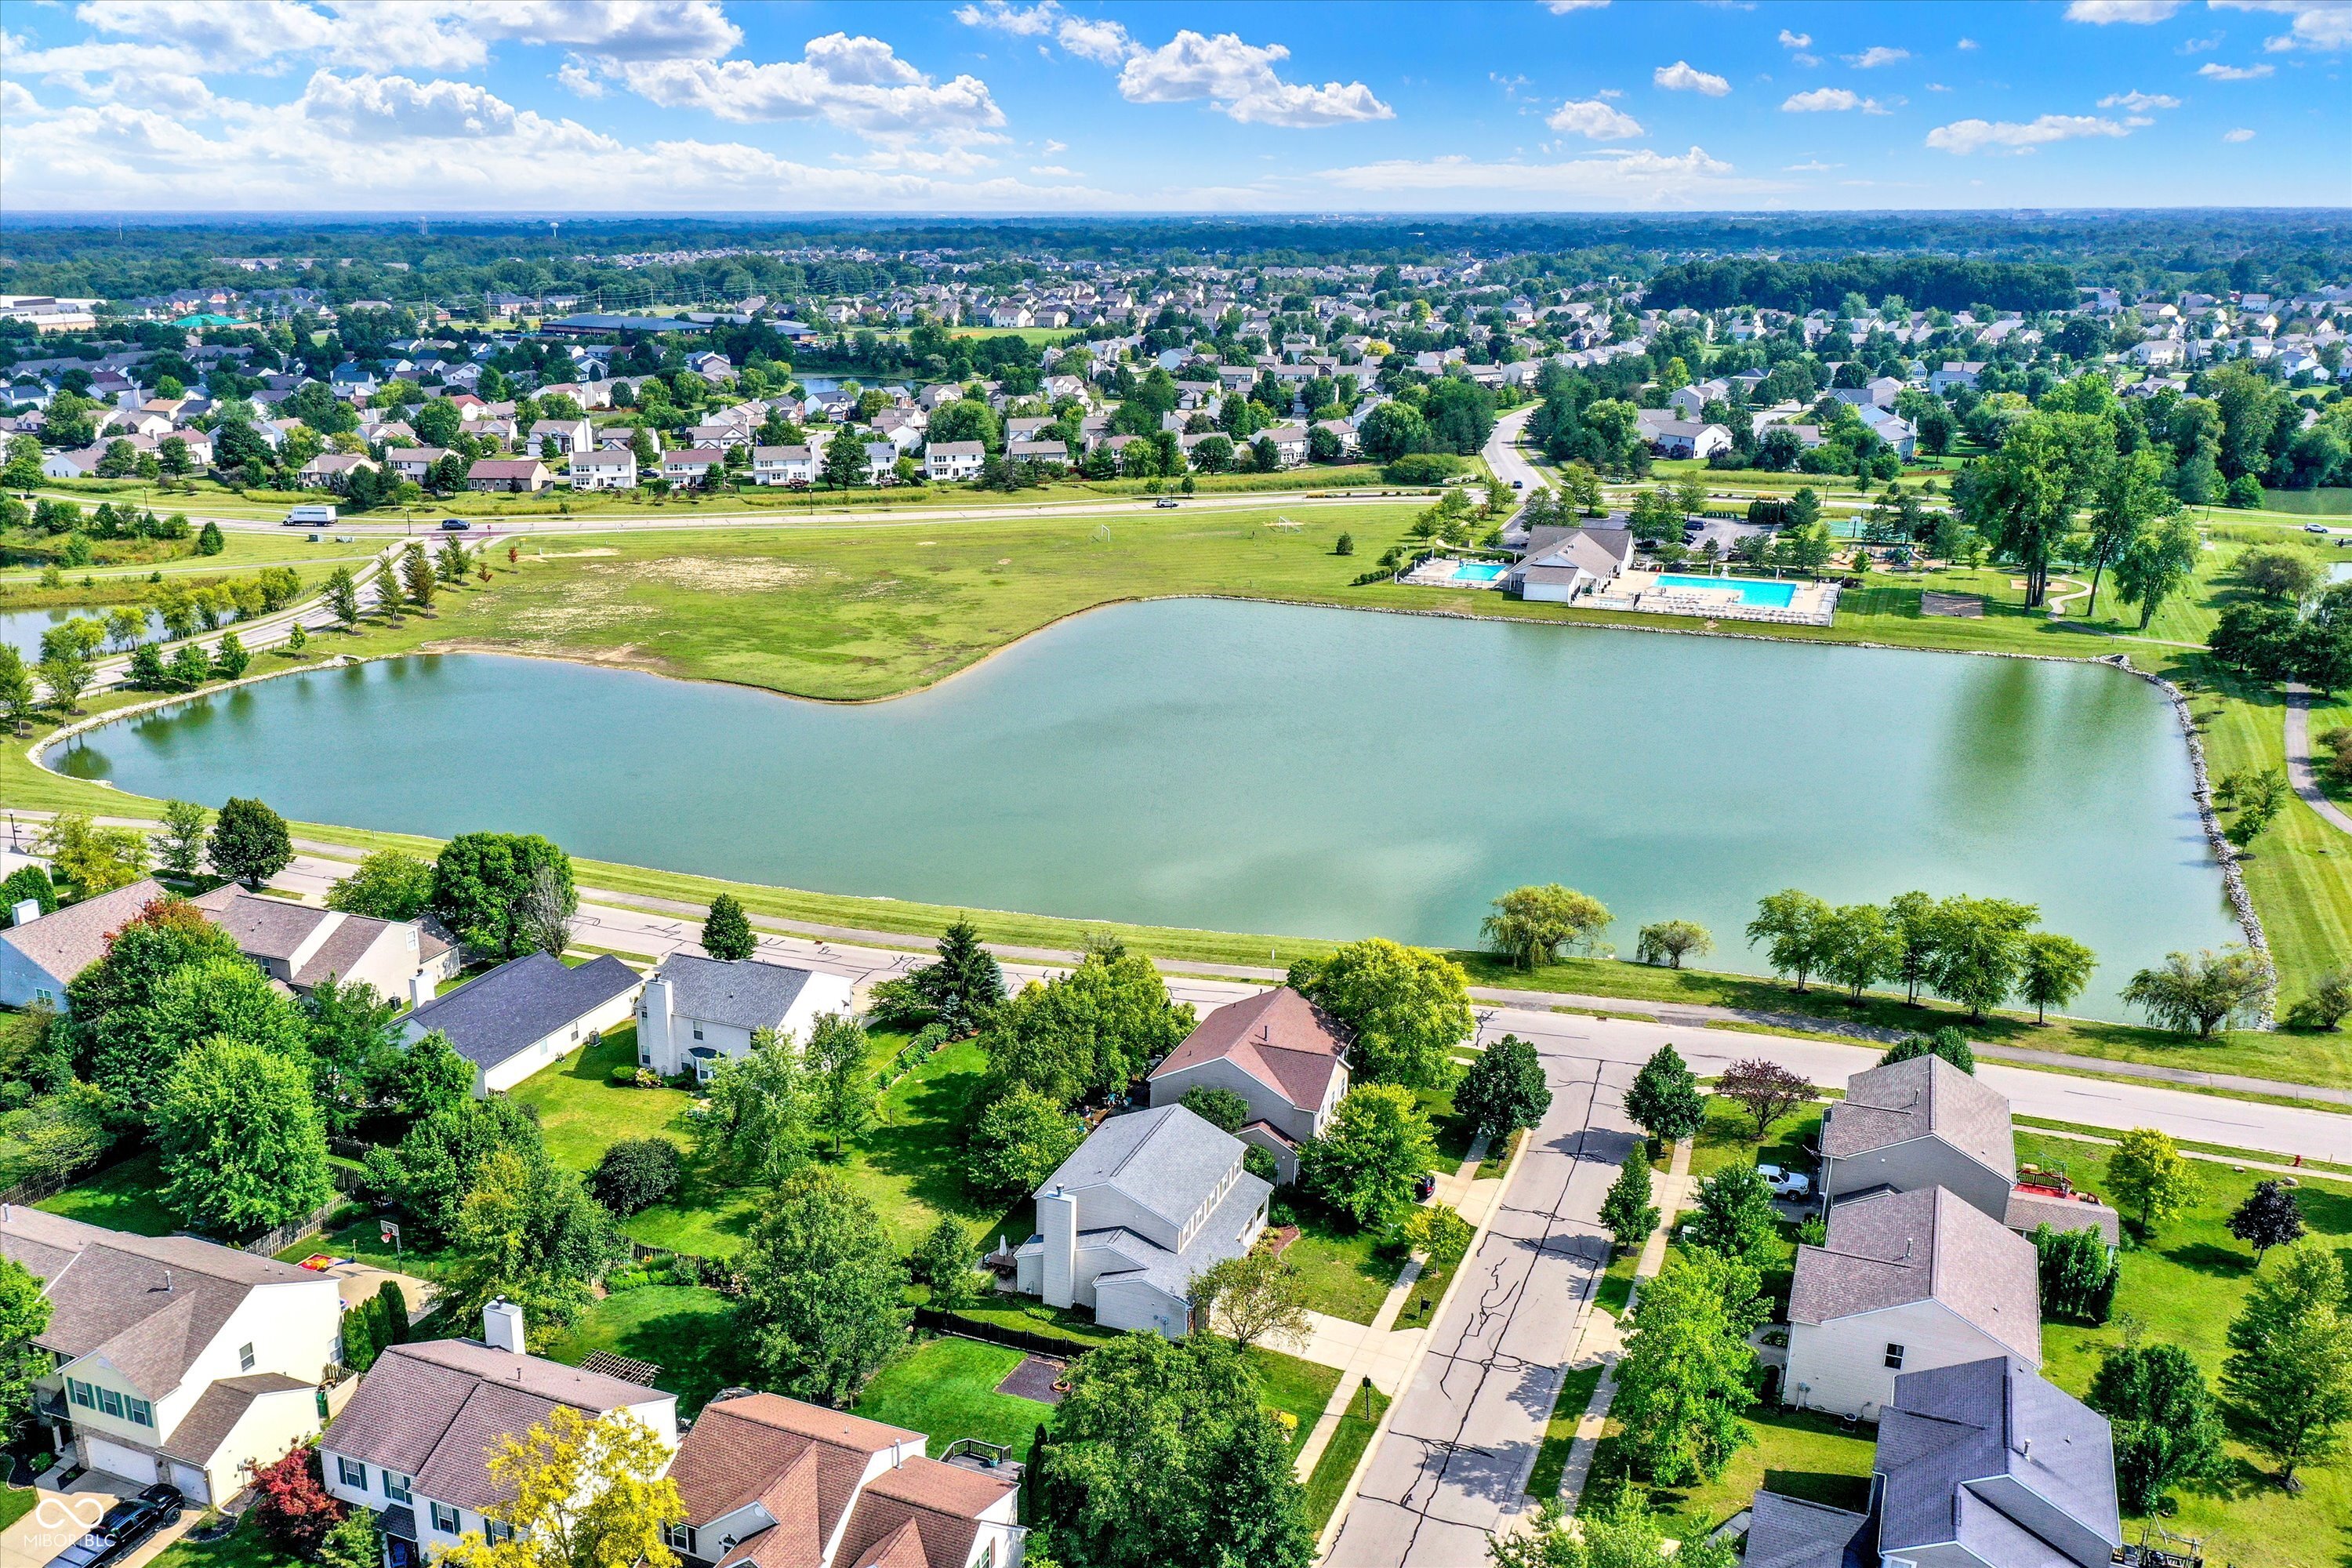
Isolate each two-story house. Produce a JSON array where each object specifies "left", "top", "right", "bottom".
[
  {"left": 192, "top": 887, "right": 455, "bottom": 1003},
  {"left": 752, "top": 445, "right": 814, "bottom": 486},
  {"left": 666, "top": 1394, "right": 1024, "bottom": 1568},
  {"left": 567, "top": 449, "right": 637, "bottom": 491},
  {"left": 526, "top": 417, "right": 594, "bottom": 457},
  {"left": 1817, "top": 1056, "right": 2016, "bottom": 1225},
  {"left": 1011, "top": 1105, "right": 1272, "bottom": 1338},
  {"left": 635, "top": 953, "right": 857, "bottom": 1083},
  {"left": 1784, "top": 1188, "right": 2042, "bottom": 1421},
  {"left": 1143, "top": 986, "right": 1347, "bottom": 1184},
  {"left": 320, "top": 1304, "right": 677, "bottom": 1568},
  {"left": 3, "top": 1207, "right": 344, "bottom": 1504},
  {"left": 925, "top": 441, "right": 985, "bottom": 482}
]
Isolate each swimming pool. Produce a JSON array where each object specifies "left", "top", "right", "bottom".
[
  {"left": 1454, "top": 561, "right": 1506, "bottom": 583},
  {"left": 1653, "top": 573, "right": 1796, "bottom": 608}
]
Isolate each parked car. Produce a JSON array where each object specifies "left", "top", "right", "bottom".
[
  {"left": 1757, "top": 1164, "right": 1812, "bottom": 1199},
  {"left": 1413, "top": 1173, "right": 1438, "bottom": 1203},
  {"left": 49, "top": 1486, "right": 182, "bottom": 1568},
  {"left": 1155, "top": 497, "right": 1180, "bottom": 508},
  {"left": 440, "top": 517, "right": 471, "bottom": 531}
]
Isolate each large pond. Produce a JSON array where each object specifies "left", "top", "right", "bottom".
[{"left": 45, "top": 598, "right": 2241, "bottom": 1016}]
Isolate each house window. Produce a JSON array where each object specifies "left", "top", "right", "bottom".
[
  {"left": 67, "top": 1379, "right": 93, "bottom": 1409},
  {"left": 97, "top": 1387, "right": 123, "bottom": 1418},
  {"left": 665, "top": 1525, "right": 696, "bottom": 1556},
  {"left": 486, "top": 1522, "right": 515, "bottom": 1544},
  {"left": 239, "top": 1342, "right": 256, "bottom": 1372},
  {"left": 430, "top": 1503, "right": 460, "bottom": 1534},
  {"left": 125, "top": 1399, "right": 153, "bottom": 1428},
  {"left": 691, "top": 1024, "right": 702, "bottom": 1040},
  {"left": 338, "top": 1457, "right": 368, "bottom": 1490},
  {"left": 384, "top": 1473, "right": 414, "bottom": 1504},
  {"left": 1883, "top": 1343, "right": 1907, "bottom": 1370}
]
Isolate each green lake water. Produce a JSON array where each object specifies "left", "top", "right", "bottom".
[{"left": 45, "top": 597, "right": 2241, "bottom": 1016}]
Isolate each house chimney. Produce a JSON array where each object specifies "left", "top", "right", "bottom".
[
  {"left": 162, "top": 1270, "right": 172, "bottom": 1292},
  {"left": 408, "top": 971, "right": 435, "bottom": 1011},
  {"left": 9, "top": 898, "right": 40, "bottom": 927},
  {"left": 483, "top": 1298, "right": 524, "bottom": 1353}
]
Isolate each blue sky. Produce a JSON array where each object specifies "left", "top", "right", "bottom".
[{"left": 1, "top": 0, "right": 2344, "bottom": 212}]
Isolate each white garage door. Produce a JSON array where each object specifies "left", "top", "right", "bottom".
[{"left": 81, "top": 1437, "right": 158, "bottom": 1486}]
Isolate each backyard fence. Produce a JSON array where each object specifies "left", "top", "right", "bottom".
[
  {"left": 229, "top": 1194, "right": 350, "bottom": 1258},
  {"left": 911, "top": 1305, "right": 1094, "bottom": 1361},
  {"left": 0, "top": 1151, "right": 132, "bottom": 1210}
]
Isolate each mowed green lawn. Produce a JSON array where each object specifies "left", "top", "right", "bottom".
[
  {"left": 2019, "top": 1131, "right": 2352, "bottom": 1568},
  {"left": 539, "top": 1283, "right": 743, "bottom": 1419},
  {"left": 852, "top": 1335, "right": 1053, "bottom": 1451}
]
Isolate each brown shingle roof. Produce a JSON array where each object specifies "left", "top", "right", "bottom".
[
  {"left": 2003, "top": 1191, "right": 2122, "bottom": 1250},
  {"left": 1821, "top": 1055, "right": 2014, "bottom": 1181},
  {"left": 0, "top": 1207, "right": 319, "bottom": 1400},
  {"left": 0, "top": 880, "right": 168, "bottom": 992},
  {"left": 832, "top": 1458, "right": 1011, "bottom": 1568},
  {"left": 668, "top": 1394, "right": 915, "bottom": 1550},
  {"left": 1147, "top": 987, "right": 1345, "bottom": 1115},
  {"left": 1791, "top": 1189, "right": 2040, "bottom": 1363}
]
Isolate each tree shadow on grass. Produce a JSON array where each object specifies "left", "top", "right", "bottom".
[
  {"left": 1760, "top": 1468, "right": 1872, "bottom": 1515},
  {"left": 2163, "top": 1241, "right": 2256, "bottom": 1276}
]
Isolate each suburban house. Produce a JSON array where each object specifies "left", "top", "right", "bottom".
[
  {"left": 1745, "top": 1356, "right": 2119, "bottom": 1568},
  {"left": 1784, "top": 1187, "right": 2042, "bottom": 1420},
  {"left": 398, "top": 951, "right": 642, "bottom": 1094},
  {"left": 662, "top": 447, "right": 725, "bottom": 483},
  {"left": 4, "top": 1207, "right": 344, "bottom": 1505},
  {"left": 1005, "top": 439, "right": 1068, "bottom": 468},
  {"left": 863, "top": 440, "right": 902, "bottom": 482},
  {"left": 1817, "top": 1056, "right": 2016, "bottom": 1225},
  {"left": 752, "top": 445, "right": 814, "bottom": 486},
  {"left": 299, "top": 452, "right": 380, "bottom": 490},
  {"left": 926, "top": 441, "right": 985, "bottom": 481},
  {"left": 1011, "top": 1104, "right": 1272, "bottom": 1338},
  {"left": 321, "top": 1305, "right": 677, "bottom": 1568},
  {"left": 1144, "top": 986, "right": 1348, "bottom": 1184},
  {"left": 383, "top": 447, "right": 451, "bottom": 484},
  {"left": 666, "top": 1393, "right": 1024, "bottom": 1568},
  {"left": 1644, "top": 417, "right": 1733, "bottom": 459},
  {"left": 0, "top": 877, "right": 168, "bottom": 1010},
  {"left": 526, "top": 416, "right": 594, "bottom": 456},
  {"left": 465, "top": 458, "right": 552, "bottom": 493},
  {"left": 190, "top": 887, "right": 456, "bottom": 1002},
  {"left": 1505, "top": 524, "right": 1637, "bottom": 603},
  {"left": 635, "top": 952, "right": 857, "bottom": 1083},
  {"left": 566, "top": 449, "right": 637, "bottom": 490}
]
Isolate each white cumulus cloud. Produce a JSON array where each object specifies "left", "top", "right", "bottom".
[
  {"left": 1653, "top": 60, "right": 1730, "bottom": 94},
  {"left": 1781, "top": 87, "right": 1886, "bottom": 112},
  {"left": 2097, "top": 89, "right": 2183, "bottom": 109},
  {"left": 1057, "top": 16, "right": 1138, "bottom": 65},
  {"left": 619, "top": 33, "right": 1004, "bottom": 136},
  {"left": 952, "top": 1, "right": 1064, "bottom": 36},
  {"left": 1547, "top": 96, "right": 1644, "bottom": 137},
  {"left": 1778, "top": 29, "right": 1812, "bottom": 47},
  {"left": 1114, "top": 30, "right": 1392, "bottom": 125},
  {"left": 1926, "top": 113, "right": 2130, "bottom": 153},
  {"left": 2063, "top": 0, "right": 2187, "bottom": 20},
  {"left": 1542, "top": 1, "right": 1613, "bottom": 11},
  {"left": 2223, "top": 125, "right": 2257, "bottom": 139},
  {"left": 1845, "top": 46, "right": 1911, "bottom": 67},
  {"left": 2211, "top": 0, "right": 2352, "bottom": 50},
  {"left": 2197, "top": 60, "right": 2277, "bottom": 77}
]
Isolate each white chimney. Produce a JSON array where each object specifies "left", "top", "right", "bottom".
[
  {"left": 1039, "top": 1188, "right": 1078, "bottom": 1310},
  {"left": 9, "top": 898, "right": 40, "bottom": 927},
  {"left": 408, "top": 971, "right": 435, "bottom": 1010},
  {"left": 483, "top": 1298, "right": 524, "bottom": 1353}
]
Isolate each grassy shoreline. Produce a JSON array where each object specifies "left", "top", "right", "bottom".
[{"left": 5, "top": 509, "right": 2347, "bottom": 1089}]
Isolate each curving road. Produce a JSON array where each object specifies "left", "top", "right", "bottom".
[
  {"left": 1481, "top": 405, "right": 1544, "bottom": 497},
  {"left": 2284, "top": 681, "right": 2352, "bottom": 837}
]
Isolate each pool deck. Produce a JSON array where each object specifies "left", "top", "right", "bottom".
[
  {"left": 1595, "top": 569, "right": 1840, "bottom": 627},
  {"left": 1399, "top": 555, "right": 1508, "bottom": 590}
]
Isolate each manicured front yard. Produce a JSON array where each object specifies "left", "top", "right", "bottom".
[
  {"left": 150, "top": 1511, "right": 296, "bottom": 1568},
  {"left": 1243, "top": 1345, "right": 1345, "bottom": 1457},
  {"left": 1305, "top": 1379, "right": 1392, "bottom": 1532},
  {"left": 852, "top": 1335, "right": 1054, "bottom": 1452},
  {"left": 1281, "top": 1210, "right": 1403, "bottom": 1326},
  {"left": 539, "top": 1283, "right": 743, "bottom": 1419},
  {"left": 1587, "top": 1406, "right": 1875, "bottom": 1541},
  {"left": 2019, "top": 1131, "right": 2352, "bottom": 1568}
]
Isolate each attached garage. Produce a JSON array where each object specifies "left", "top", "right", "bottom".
[{"left": 80, "top": 1436, "right": 158, "bottom": 1486}]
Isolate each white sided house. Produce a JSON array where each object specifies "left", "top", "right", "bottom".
[
  {"left": 192, "top": 887, "right": 456, "bottom": 1001},
  {"left": 1143, "top": 986, "right": 1347, "bottom": 1185},
  {"left": 636, "top": 953, "right": 856, "bottom": 1083},
  {"left": 399, "top": 951, "right": 642, "bottom": 1094},
  {"left": 1014, "top": 1105, "right": 1271, "bottom": 1338},
  {"left": 3, "top": 1207, "right": 344, "bottom": 1504},
  {"left": 1784, "top": 1187, "right": 2042, "bottom": 1421},
  {"left": 1816, "top": 1054, "right": 2016, "bottom": 1225},
  {"left": 320, "top": 1305, "right": 677, "bottom": 1568}
]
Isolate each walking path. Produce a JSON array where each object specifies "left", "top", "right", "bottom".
[
  {"left": 2284, "top": 681, "right": 2352, "bottom": 836},
  {"left": 1552, "top": 1136, "right": 1693, "bottom": 1513}
]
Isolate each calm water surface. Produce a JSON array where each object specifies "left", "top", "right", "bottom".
[{"left": 47, "top": 599, "right": 2239, "bottom": 1014}]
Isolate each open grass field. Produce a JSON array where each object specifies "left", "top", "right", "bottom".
[
  {"left": 2016, "top": 1130, "right": 2352, "bottom": 1568},
  {"left": 5, "top": 502, "right": 2348, "bottom": 1087}
]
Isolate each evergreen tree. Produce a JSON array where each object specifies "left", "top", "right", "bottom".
[
  {"left": 1599, "top": 1150, "right": 1660, "bottom": 1254},
  {"left": 911, "top": 920, "right": 1006, "bottom": 1033},
  {"left": 700, "top": 893, "right": 756, "bottom": 961},
  {"left": 1624, "top": 1044, "right": 1705, "bottom": 1152}
]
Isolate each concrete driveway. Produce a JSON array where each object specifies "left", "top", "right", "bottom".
[{"left": 0, "top": 1474, "right": 199, "bottom": 1568}]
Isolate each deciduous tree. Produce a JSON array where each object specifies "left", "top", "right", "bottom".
[
  {"left": 437, "top": 1406, "right": 684, "bottom": 1568},
  {"left": 967, "top": 1084, "right": 1084, "bottom": 1201},
  {"left": 157, "top": 1036, "right": 335, "bottom": 1234},
  {"left": 1634, "top": 920, "right": 1712, "bottom": 969},
  {"left": 1287, "top": 938, "right": 1472, "bottom": 1089},
  {"left": 0, "top": 1256, "right": 53, "bottom": 1436},
  {"left": 2088, "top": 1344, "right": 2225, "bottom": 1513},
  {"left": 1301, "top": 1084, "right": 1439, "bottom": 1232},
  {"left": 1479, "top": 884, "right": 1612, "bottom": 968},
  {"left": 1624, "top": 1044, "right": 1704, "bottom": 1151},
  {"left": 1719, "top": 1058, "right": 1811, "bottom": 1141},
  {"left": 2222, "top": 1243, "right": 2352, "bottom": 1488},
  {"left": 434, "top": 832, "right": 575, "bottom": 959},
  {"left": 735, "top": 1169, "right": 909, "bottom": 1405},
  {"left": 699, "top": 1027, "right": 811, "bottom": 1187},
  {"left": 2107, "top": 1127, "right": 2198, "bottom": 1238},
  {"left": 1599, "top": 1151, "right": 1660, "bottom": 1255},
  {"left": 156, "top": 800, "right": 209, "bottom": 880},
  {"left": 1745, "top": 889, "right": 1832, "bottom": 992},
  {"left": 2122, "top": 946, "right": 2276, "bottom": 1038},
  {"left": 806, "top": 1012, "right": 876, "bottom": 1156},
  {"left": 699, "top": 893, "right": 755, "bottom": 961},
  {"left": 326, "top": 850, "right": 436, "bottom": 920},
  {"left": 1453, "top": 1033, "right": 1551, "bottom": 1142},
  {"left": 2016, "top": 932, "right": 2096, "bottom": 1024},
  {"left": 1610, "top": 1247, "right": 1762, "bottom": 1486},
  {"left": 1191, "top": 1247, "right": 1312, "bottom": 1350},
  {"left": 2227, "top": 1180, "right": 2307, "bottom": 1264},
  {"left": 207, "top": 796, "right": 293, "bottom": 888}
]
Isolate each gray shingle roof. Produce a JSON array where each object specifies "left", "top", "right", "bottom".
[
  {"left": 405, "top": 952, "right": 641, "bottom": 1071},
  {"left": 1878, "top": 1356, "right": 2121, "bottom": 1567},
  {"left": 2002, "top": 1191, "right": 2121, "bottom": 1250},
  {"left": 0, "top": 879, "right": 167, "bottom": 991},
  {"left": 1744, "top": 1492, "right": 1873, "bottom": 1568},
  {"left": 1040, "top": 1104, "right": 1242, "bottom": 1229},
  {"left": 1822, "top": 1054, "right": 2015, "bottom": 1183},
  {"left": 652, "top": 953, "right": 817, "bottom": 1033},
  {"left": 1791, "top": 1188, "right": 2040, "bottom": 1361}
]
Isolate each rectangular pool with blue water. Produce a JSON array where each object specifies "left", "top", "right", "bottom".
[{"left": 1653, "top": 573, "right": 1796, "bottom": 608}]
